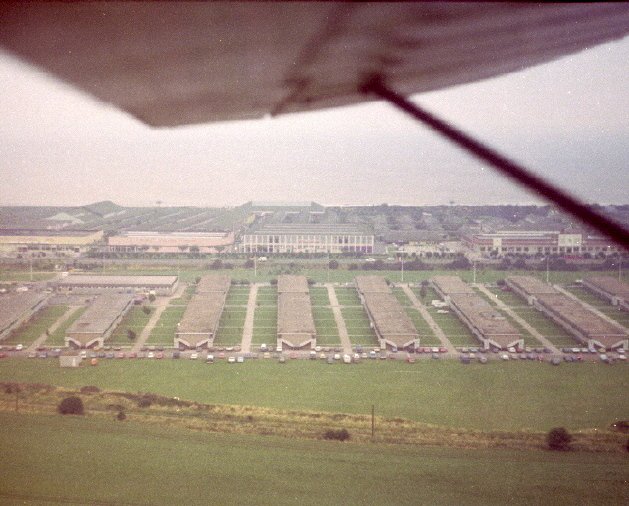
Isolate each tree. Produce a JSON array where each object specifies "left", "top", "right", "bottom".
[
  {"left": 419, "top": 286, "right": 427, "bottom": 299},
  {"left": 328, "top": 259, "right": 339, "bottom": 270},
  {"left": 142, "top": 306, "right": 151, "bottom": 315},
  {"left": 148, "top": 293, "right": 156, "bottom": 303},
  {"left": 58, "top": 396, "right": 84, "bottom": 415},
  {"left": 547, "top": 427, "right": 573, "bottom": 451},
  {"left": 127, "top": 329, "right": 137, "bottom": 341}
]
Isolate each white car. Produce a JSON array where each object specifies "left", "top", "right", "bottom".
[
  {"left": 16, "top": 344, "right": 24, "bottom": 351},
  {"left": 228, "top": 356, "right": 236, "bottom": 363},
  {"left": 500, "top": 353, "right": 510, "bottom": 361},
  {"left": 259, "top": 343, "right": 268, "bottom": 352},
  {"left": 333, "top": 353, "right": 341, "bottom": 361},
  {"left": 314, "top": 345, "right": 321, "bottom": 352},
  {"left": 343, "top": 354, "right": 352, "bottom": 364},
  {"left": 147, "top": 351, "right": 155, "bottom": 359},
  {"left": 190, "top": 352, "right": 198, "bottom": 360},
  {"left": 236, "top": 356, "right": 244, "bottom": 363}
]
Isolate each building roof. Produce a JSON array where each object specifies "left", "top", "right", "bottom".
[
  {"left": 534, "top": 293, "right": 626, "bottom": 346},
  {"left": 431, "top": 276, "right": 475, "bottom": 295},
  {"left": 0, "top": 292, "right": 47, "bottom": 335},
  {"left": 506, "top": 276, "right": 557, "bottom": 295},
  {"left": 108, "top": 231, "right": 233, "bottom": 247},
  {"left": 583, "top": 276, "right": 629, "bottom": 299},
  {"left": 277, "top": 292, "right": 316, "bottom": 340},
  {"left": 277, "top": 275, "right": 309, "bottom": 293},
  {"left": 177, "top": 275, "right": 230, "bottom": 345},
  {"left": 66, "top": 295, "right": 133, "bottom": 342},
  {"left": 56, "top": 274, "right": 178, "bottom": 288},
  {"left": 355, "top": 275, "right": 391, "bottom": 294},
  {"left": 449, "top": 293, "right": 522, "bottom": 348},
  {"left": 196, "top": 275, "right": 231, "bottom": 294},
  {"left": 246, "top": 223, "right": 372, "bottom": 236},
  {"left": 362, "top": 292, "right": 418, "bottom": 347}
]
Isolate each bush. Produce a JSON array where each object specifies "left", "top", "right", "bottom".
[
  {"left": 148, "top": 293, "right": 156, "bottom": 303},
  {"left": 137, "top": 397, "right": 152, "bottom": 408},
  {"left": 127, "top": 329, "right": 136, "bottom": 341},
  {"left": 116, "top": 410, "right": 126, "bottom": 421},
  {"left": 547, "top": 427, "right": 572, "bottom": 451},
  {"left": 58, "top": 396, "right": 84, "bottom": 415},
  {"left": 142, "top": 306, "right": 151, "bottom": 315},
  {"left": 323, "top": 428, "right": 350, "bottom": 441}
]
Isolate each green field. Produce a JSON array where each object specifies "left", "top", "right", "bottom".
[
  {"left": 2, "top": 305, "right": 69, "bottom": 346},
  {"left": 109, "top": 305, "right": 155, "bottom": 345},
  {"left": 147, "top": 306, "right": 186, "bottom": 345},
  {"left": 252, "top": 287, "right": 277, "bottom": 345},
  {"left": 46, "top": 306, "right": 87, "bottom": 346},
  {"left": 1, "top": 359, "right": 626, "bottom": 432},
  {"left": 1, "top": 412, "right": 626, "bottom": 506}
]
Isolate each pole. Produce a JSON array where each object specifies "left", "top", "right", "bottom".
[
  {"left": 360, "top": 75, "right": 629, "bottom": 248},
  {"left": 546, "top": 256, "right": 550, "bottom": 284},
  {"left": 473, "top": 261, "right": 476, "bottom": 284},
  {"left": 254, "top": 256, "right": 257, "bottom": 279},
  {"left": 371, "top": 404, "right": 375, "bottom": 439},
  {"left": 401, "top": 255, "right": 404, "bottom": 283},
  {"left": 29, "top": 257, "right": 33, "bottom": 282},
  {"left": 327, "top": 252, "right": 330, "bottom": 283}
]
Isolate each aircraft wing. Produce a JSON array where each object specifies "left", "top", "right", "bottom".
[{"left": 1, "top": 2, "right": 628, "bottom": 127}]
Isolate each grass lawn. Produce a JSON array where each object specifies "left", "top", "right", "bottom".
[
  {"left": 108, "top": 306, "right": 155, "bottom": 345},
  {"left": 2, "top": 305, "right": 69, "bottom": 346},
  {"left": 404, "top": 308, "right": 440, "bottom": 345},
  {"left": 46, "top": 306, "right": 87, "bottom": 346},
  {"left": 0, "top": 360, "right": 627, "bottom": 433},
  {"left": 341, "top": 307, "right": 378, "bottom": 346},
  {"left": 309, "top": 286, "right": 330, "bottom": 305},
  {"left": 214, "top": 305, "right": 247, "bottom": 346},
  {"left": 146, "top": 306, "right": 186, "bottom": 345},
  {"left": 1, "top": 412, "right": 627, "bottom": 506},
  {"left": 312, "top": 306, "right": 340, "bottom": 346}
]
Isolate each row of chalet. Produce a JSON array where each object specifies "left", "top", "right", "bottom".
[
  {"left": 506, "top": 276, "right": 627, "bottom": 350},
  {"left": 431, "top": 275, "right": 523, "bottom": 350}
]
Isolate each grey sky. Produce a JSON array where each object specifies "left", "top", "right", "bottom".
[{"left": 0, "top": 37, "right": 627, "bottom": 208}]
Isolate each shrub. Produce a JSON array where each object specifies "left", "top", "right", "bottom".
[
  {"left": 323, "top": 428, "right": 350, "bottom": 441},
  {"left": 547, "top": 427, "right": 572, "bottom": 451},
  {"left": 137, "top": 397, "right": 152, "bottom": 408},
  {"left": 116, "top": 410, "right": 126, "bottom": 421},
  {"left": 148, "top": 293, "right": 156, "bottom": 303},
  {"left": 127, "top": 329, "right": 137, "bottom": 341},
  {"left": 142, "top": 306, "right": 151, "bottom": 315},
  {"left": 58, "top": 396, "right": 84, "bottom": 415}
]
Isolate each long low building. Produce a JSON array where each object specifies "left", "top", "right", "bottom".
[
  {"left": 506, "top": 275, "right": 627, "bottom": 350},
  {"left": 432, "top": 275, "right": 523, "bottom": 350},
  {"left": 53, "top": 274, "right": 179, "bottom": 296},
  {"left": 174, "top": 275, "right": 230, "bottom": 349},
  {"left": 0, "top": 228, "right": 103, "bottom": 256},
  {"left": 0, "top": 292, "right": 47, "bottom": 341},
  {"left": 583, "top": 276, "right": 629, "bottom": 311},
  {"left": 355, "top": 275, "right": 419, "bottom": 350},
  {"left": 108, "top": 231, "right": 234, "bottom": 254},
  {"left": 66, "top": 294, "right": 133, "bottom": 348},
  {"left": 277, "top": 275, "right": 316, "bottom": 349}
]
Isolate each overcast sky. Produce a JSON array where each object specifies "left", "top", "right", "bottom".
[{"left": 0, "top": 36, "right": 627, "bottom": 208}]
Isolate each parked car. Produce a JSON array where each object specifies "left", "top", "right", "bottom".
[{"left": 228, "top": 356, "right": 236, "bottom": 363}]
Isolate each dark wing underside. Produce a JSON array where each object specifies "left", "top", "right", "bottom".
[{"left": 1, "top": 2, "right": 628, "bottom": 127}]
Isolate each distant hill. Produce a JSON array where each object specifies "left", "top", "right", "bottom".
[{"left": 81, "top": 201, "right": 123, "bottom": 218}]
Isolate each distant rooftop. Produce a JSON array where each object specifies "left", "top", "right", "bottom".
[{"left": 248, "top": 223, "right": 372, "bottom": 235}]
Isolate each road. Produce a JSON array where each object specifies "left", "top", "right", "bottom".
[
  {"left": 131, "top": 283, "right": 187, "bottom": 352},
  {"left": 474, "top": 284, "right": 560, "bottom": 354},
  {"left": 400, "top": 284, "right": 456, "bottom": 353},
  {"left": 326, "top": 284, "right": 353, "bottom": 354},
  {"left": 240, "top": 283, "right": 259, "bottom": 353}
]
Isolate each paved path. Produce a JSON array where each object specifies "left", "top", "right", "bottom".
[
  {"left": 132, "top": 283, "right": 187, "bottom": 352},
  {"left": 326, "top": 284, "right": 352, "bottom": 354},
  {"left": 475, "top": 284, "right": 560, "bottom": 353},
  {"left": 241, "top": 283, "right": 259, "bottom": 353},
  {"left": 401, "top": 284, "right": 456, "bottom": 353},
  {"left": 553, "top": 284, "right": 627, "bottom": 331},
  {"left": 27, "top": 304, "right": 81, "bottom": 352}
]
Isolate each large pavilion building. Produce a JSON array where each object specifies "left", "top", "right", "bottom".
[{"left": 239, "top": 224, "right": 374, "bottom": 254}]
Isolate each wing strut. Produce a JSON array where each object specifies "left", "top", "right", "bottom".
[{"left": 360, "top": 75, "right": 628, "bottom": 249}]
